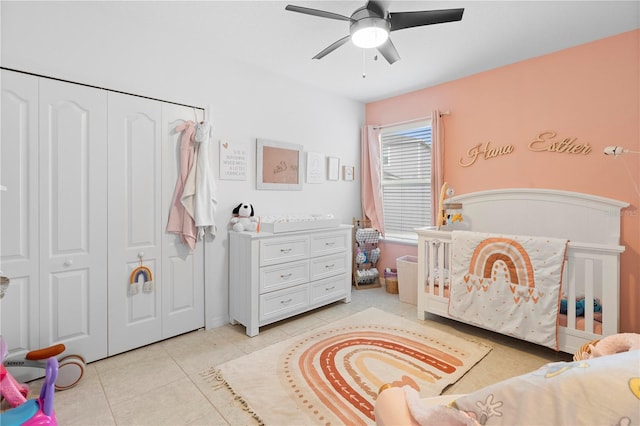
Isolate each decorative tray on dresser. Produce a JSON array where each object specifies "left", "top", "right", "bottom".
[{"left": 229, "top": 224, "right": 352, "bottom": 336}]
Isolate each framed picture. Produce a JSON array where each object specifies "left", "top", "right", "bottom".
[
  {"left": 343, "top": 165, "right": 354, "bottom": 181},
  {"left": 256, "top": 138, "right": 303, "bottom": 190},
  {"left": 306, "top": 152, "right": 325, "bottom": 184},
  {"left": 327, "top": 156, "right": 340, "bottom": 181}
]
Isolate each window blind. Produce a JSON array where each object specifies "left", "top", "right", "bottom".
[{"left": 380, "top": 122, "right": 432, "bottom": 236}]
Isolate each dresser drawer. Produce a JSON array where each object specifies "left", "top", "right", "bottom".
[
  {"left": 310, "top": 232, "right": 348, "bottom": 257},
  {"left": 260, "top": 285, "right": 309, "bottom": 322},
  {"left": 260, "top": 260, "right": 309, "bottom": 293},
  {"left": 310, "top": 253, "right": 347, "bottom": 281},
  {"left": 260, "top": 236, "right": 309, "bottom": 266},
  {"left": 310, "top": 276, "right": 347, "bottom": 305}
]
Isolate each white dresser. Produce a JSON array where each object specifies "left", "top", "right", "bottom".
[{"left": 229, "top": 225, "right": 352, "bottom": 336}]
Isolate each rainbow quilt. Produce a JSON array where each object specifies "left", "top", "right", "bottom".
[{"left": 448, "top": 231, "right": 568, "bottom": 349}]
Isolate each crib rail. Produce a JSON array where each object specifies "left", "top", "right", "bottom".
[{"left": 416, "top": 228, "right": 624, "bottom": 353}]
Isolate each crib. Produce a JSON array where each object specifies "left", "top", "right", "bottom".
[{"left": 416, "top": 188, "right": 628, "bottom": 354}]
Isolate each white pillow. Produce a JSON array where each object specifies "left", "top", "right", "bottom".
[{"left": 451, "top": 350, "right": 640, "bottom": 425}]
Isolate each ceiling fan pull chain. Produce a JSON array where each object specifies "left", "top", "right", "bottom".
[{"left": 362, "top": 49, "right": 367, "bottom": 78}]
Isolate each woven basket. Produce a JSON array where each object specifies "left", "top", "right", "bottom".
[
  {"left": 385, "top": 277, "right": 398, "bottom": 294},
  {"left": 573, "top": 339, "right": 600, "bottom": 361}
]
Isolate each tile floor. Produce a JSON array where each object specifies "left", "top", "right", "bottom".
[{"left": 3, "top": 285, "right": 572, "bottom": 425}]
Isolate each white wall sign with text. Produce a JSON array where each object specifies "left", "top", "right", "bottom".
[{"left": 220, "top": 141, "right": 248, "bottom": 180}]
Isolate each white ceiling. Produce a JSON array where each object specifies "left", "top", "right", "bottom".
[
  {"left": 191, "top": 0, "right": 639, "bottom": 103},
  {"left": 5, "top": 1, "right": 638, "bottom": 104}
]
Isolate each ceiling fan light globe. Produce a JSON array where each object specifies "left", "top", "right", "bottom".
[{"left": 350, "top": 17, "right": 389, "bottom": 48}]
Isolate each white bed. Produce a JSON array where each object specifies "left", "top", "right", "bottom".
[{"left": 416, "top": 188, "right": 628, "bottom": 354}]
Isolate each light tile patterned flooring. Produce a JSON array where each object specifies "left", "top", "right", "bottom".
[{"left": 4, "top": 285, "right": 572, "bottom": 425}]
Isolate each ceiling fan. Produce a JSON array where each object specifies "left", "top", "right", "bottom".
[{"left": 285, "top": 1, "right": 464, "bottom": 64}]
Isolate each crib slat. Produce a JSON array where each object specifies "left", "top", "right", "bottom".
[
  {"left": 583, "top": 258, "right": 595, "bottom": 334},
  {"left": 436, "top": 240, "right": 445, "bottom": 298},
  {"left": 428, "top": 241, "right": 436, "bottom": 292},
  {"left": 566, "top": 253, "right": 577, "bottom": 331}
]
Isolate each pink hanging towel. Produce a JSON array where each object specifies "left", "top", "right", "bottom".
[{"left": 167, "top": 120, "right": 197, "bottom": 250}]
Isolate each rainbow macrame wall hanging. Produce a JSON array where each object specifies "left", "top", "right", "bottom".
[{"left": 129, "top": 264, "right": 153, "bottom": 296}]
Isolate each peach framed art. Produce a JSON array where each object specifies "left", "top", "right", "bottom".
[{"left": 256, "top": 138, "right": 303, "bottom": 190}]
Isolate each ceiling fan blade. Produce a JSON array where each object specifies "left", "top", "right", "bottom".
[
  {"left": 377, "top": 38, "right": 400, "bottom": 64},
  {"left": 313, "top": 35, "right": 351, "bottom": 60},
  {"left": 285, "top": 5, "right": 352, "bottom": 22},
  {"left": 364, "top": 1, "right": 389, "bottom": 18},
  {"left": 390, "top": 8, "right": 464, "bottom": 31}
]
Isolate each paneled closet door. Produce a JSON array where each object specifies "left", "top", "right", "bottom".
[
  {"left": 38, "top": 78, "right": 108, "bottom": 362},
  {"left": 107, "top": 93, "right": 163, "bottom": 356},
  {"left": 0, "top": 70, "right": 40, "bottom": 359},
  {"left": 161, "top": 104, "right": 204, "bottom": 338}
]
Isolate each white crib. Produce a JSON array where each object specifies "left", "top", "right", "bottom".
[{"left": 416, "top": 188, "right": 628, "bottom": 355}]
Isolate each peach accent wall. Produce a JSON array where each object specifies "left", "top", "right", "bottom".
[{"left": 367, "top": 30, "right": 640, "bottom": 333}]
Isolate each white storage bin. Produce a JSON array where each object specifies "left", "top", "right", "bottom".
[{"left": 396, "top": 255, "right": 418, "bottom": 305}]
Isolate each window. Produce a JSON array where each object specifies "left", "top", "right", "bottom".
[{"left": 380, "top": 120, "right": 432, "bottom": 239}]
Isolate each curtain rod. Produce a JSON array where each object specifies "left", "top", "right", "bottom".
[
  {"left": 1, "top": 66, "right": 205, "bottom": 112},
  {"left": 373, "top": 111, "right": 450, "bottom": 130}
]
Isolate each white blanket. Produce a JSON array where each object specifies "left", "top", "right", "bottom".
[{"left": 448, "top": 231, "right": 568, "bottom": 349}]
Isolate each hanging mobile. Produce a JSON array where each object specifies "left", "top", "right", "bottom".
[{"left": 129, "top": 253, "right": 153, "bottom": 296}]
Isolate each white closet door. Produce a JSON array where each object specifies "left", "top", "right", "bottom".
[
  {"left": 0, "top": 70, "right": 40, "bottom": 357},
  {"left": 107, "top": 92, "right": 163, "bottom": 356},
  {"left": 38, "top": 79, "right": 108, "bottom": 362},
  {"left": 161, "top": 104, "right": 204, "bottom": 338}
]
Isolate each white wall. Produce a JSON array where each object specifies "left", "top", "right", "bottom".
[{"left": 1, "top": 1, "right": 364, "bottom": 329}]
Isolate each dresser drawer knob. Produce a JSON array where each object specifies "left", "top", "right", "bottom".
[
  {"left": 325, "top": 264, "right": 335, "bottom": 269},
  {"left": 280, "top": 273, "right": 292, "bottom": 279},
  {"left": 325, "top": 286, "right": 335, "bottom": 291},
  {"left": 280, "top": 248, "right": 292, "bottom": 254},
  {"left": 280, "top": 298, "right": 293, "bottom": 304},
  {"left": 325, "top": 241, "right": 335, "bottom": 246}
]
